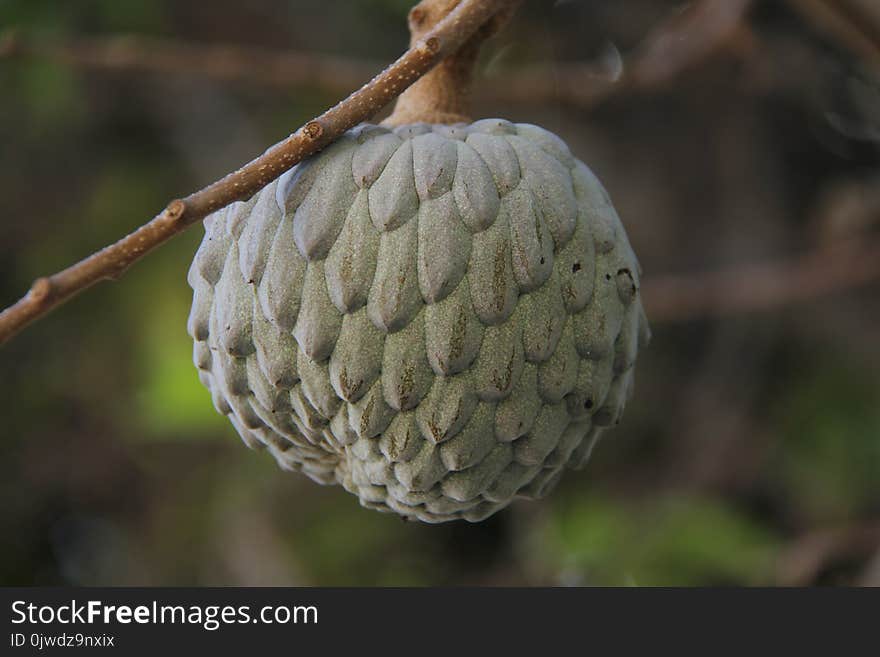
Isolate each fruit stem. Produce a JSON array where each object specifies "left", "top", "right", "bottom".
[{"left": 385, "top": 0, "right": 516, "bottom": 126}]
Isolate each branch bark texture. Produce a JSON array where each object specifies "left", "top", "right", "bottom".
[{"left": 0, "top": 0, "right": 514, "bottom": 346}]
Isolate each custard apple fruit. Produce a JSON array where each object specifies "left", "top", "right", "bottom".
[{"left": 187, "top": 119, "right": 649, "bottom": 523}]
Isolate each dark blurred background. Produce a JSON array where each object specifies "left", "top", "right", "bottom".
[{"left": 1, "top": 0, "right": 878, "bottom": 586}]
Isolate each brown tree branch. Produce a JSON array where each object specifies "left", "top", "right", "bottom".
[
  {"left": 0, "top": 0, "right": 753, "bottom": 110},
  {"left": 0, "top": 30, "right": 382, "bottom": 93},
  {"left": 499, "top": 0, "right": 755, "bottom": 108},
  {"left": 784, "top": 0, "right": 880, "bottom": 66},
  {"left": 4, "top": 1, "right": 875, "bottom": 341},
  {"left": 385, "top": 0, "right": 520, "bottom": 125},
  {"left": 0, "top": 0, "right": 515, "bottom": 346},
  {"left": 624, "top": 0, "right": 755, "bottom": 89},
  {"left": 643, "top": 236, "right": 880, "bottom": 323},
  {"left": 775, "top": 522, "right": 880, "bottom": 586}
]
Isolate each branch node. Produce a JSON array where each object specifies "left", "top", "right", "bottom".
[
  {"left": 410, "top": 7, "right": 428, "bottom": 28},
  {"left": 165, "top": 199, "right": 186, "bottom": 222},
  {"left": 29, "top": 277, "right": 52, "bottom": 303},
  {"left": 387, "top": 0, "right": 515, "bottom": 126},
  {"left": 303, "top": 120, "right": 323, "bottom": 140},
  {"left": 0, "top": 0, "right": 517, "bottom": 346},
  {"left": 423, "top": 36, "right": 441, "bottom": 55}
]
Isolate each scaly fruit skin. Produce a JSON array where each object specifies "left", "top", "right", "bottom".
[{"left": 187, "top": 119, "right": 649, "bottom": 523}]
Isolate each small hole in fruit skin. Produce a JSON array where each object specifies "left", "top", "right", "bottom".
[{"left": 572, "top": 262, "right": 581, "bottom": 273}]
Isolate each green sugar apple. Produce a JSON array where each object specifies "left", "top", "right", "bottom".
[{"left": 187, "top": 119, "right": 649, "bottom": 523}]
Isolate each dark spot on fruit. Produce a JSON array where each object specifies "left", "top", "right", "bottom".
[
  {"left": 572, "top": 262, "right": 581, "bottom": 273},
  {"left": 540, "top": 257, "right": 545, "bottom": 265},
  {"left": 584, "top": 399, "right": 594, "bottom": 409},
  {"left": 605, "top": 273, "right": 611, "bottom": 281},
  {"left": 615, "top": 268, "right": 637, "bottom": 304}
]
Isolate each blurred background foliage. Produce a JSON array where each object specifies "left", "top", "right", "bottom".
[{"left": 1, "top": 0, "right": 878, "bottom": 586}]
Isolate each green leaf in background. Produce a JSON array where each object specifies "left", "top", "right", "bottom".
[
  {"left": 130, "top": 255, "right": 229, "bottom": 439},
  {"left": 284, "top": 495, "right": 435, "bottom": 586},
  {"left": 547, "top": 494, "right": 780, "bottom": 586},
  {"left": 15, "top": 59, "right": 84, "bottom": 132},
  {"left": 772, "top": 357, "right": 880, "bottom": 522},
  {"left": 119, "top": 192, "right": 227, "bottom": 439}
]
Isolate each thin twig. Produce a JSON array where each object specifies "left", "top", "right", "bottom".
[
  {"left": 491, "top": 0, "right": 755, "bottom": 108},
  {"left": 386, "top": 0, "right": 521, "bottom": 125},
  {"left": 4, "top": 1, "right": 873, "bottom": 339},
  {"left": 0, "top": 30, "right": 381, "bottom": 93},
  {"left": 0, "top": 0, "right": 514, "bottom": 346},
  {"left": 784, "top": 0, "right": 880, "bottom": 66},
  {"left": 0, "top": 0, "right": 754, "bottom": 110},
  {"left": 775, "top": 522, "right": 880, "bottom": 586},
  {"left": 624, "top": 0, "right": 755, "bottom": 88},
  {"left": 643, "top": 237, "right": 880, "bottom": 323}
]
